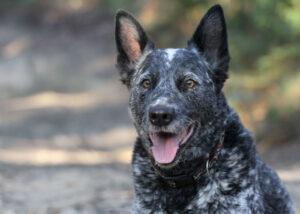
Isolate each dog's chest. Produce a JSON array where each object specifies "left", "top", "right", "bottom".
[
  {"left": 134, "top": 179, "right": 260, "bottom": 214},
  {"left": 133, "top": 160, "right": 261, "bottom": 213}
]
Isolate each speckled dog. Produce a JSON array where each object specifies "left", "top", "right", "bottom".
[{"left": 115, "top": 4, "right": 294, "bottom": 213}]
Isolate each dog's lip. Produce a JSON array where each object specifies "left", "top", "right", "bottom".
[
  {"left": 149, "top": 123, "right": 195, "bottom": 164},
  {"left": 149, "top": 123, "right": 195, "bottom": 146}
]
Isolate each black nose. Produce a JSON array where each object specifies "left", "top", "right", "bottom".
[{"left": 149, "top": 106, "right": 174, "bottom": 126}]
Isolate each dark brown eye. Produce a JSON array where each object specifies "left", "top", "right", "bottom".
[
  {"left": 142, "top": 79, "right": 151, "bottom": 88},
  {"left": 186, "top": 79, "right": 195, "bottom": 88}
]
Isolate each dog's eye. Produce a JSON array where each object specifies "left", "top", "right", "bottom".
[
  {"left": 142, "top": 79, "right": 151, "bottom": 88},
  {"left": 186, "top": 79, "right": 195, "bottom": 88}
]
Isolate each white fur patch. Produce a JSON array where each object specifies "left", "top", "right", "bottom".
[
  {"left": 165, "top": 48, "right": 179, "bottom": 62},
  {"left": 150, "top": 97, "right": 176, "bottom": 110}
]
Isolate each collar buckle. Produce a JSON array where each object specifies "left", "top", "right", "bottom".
[{"left": 167, "top": 180, "right": 177, "bottom": 188}]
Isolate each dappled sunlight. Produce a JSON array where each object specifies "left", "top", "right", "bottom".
[
  {"left": 0, "top": 81, "right": 128, "bottom": 112},
  {"left": 60, "top": 0, "right": 97, "bottom": 12},
  {"left": 278, "top": 168, "right": 300, "bottom": 182},
  {"left": 284, "top": 71, "right": 300, "bottom": 105},
  {"left": 1, "top": 36, "right": 31, "bottom": 59},
  {"left": 87, "top": 127, "right": 136, "bottom": 149},
  {"left": 67, "top": 0, "right": 84, "bottom": 11},
  {"left": 0, "top": 148, "right": 132, "bottom": 165},
  {"left": 0, "top": 126, "right": 136, "bottom": 165},
  {"left": 139, "top": 1, "right": 158, "bottom": 26},
  {"left": 3, "top": 91, "right": 100, "bottom": 110},
  {"left": 0, "top": 125, "right": 136, "bottom": 148}
]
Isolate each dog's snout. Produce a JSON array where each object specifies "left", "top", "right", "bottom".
[{"left": 149, "top": 106, "right": 174, "bottom": 126}]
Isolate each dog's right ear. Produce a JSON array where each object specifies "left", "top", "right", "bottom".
[{"left": 115, "top": 10, "right": 154, "bottom": 87}]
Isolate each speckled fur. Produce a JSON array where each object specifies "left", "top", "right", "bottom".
[{"left": 115, "top": 5, "right": 294, "bottom": 214}]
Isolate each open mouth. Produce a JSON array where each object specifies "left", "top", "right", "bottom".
[{"left": 149, "top": 124, "right": 195, "bottom": 164}]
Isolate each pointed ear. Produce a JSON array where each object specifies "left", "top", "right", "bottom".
[
  {"left": 115, "top": 10, "right": 154, "bottom": 87},
  {"left": 188, "top": 5, "right": 230, "bottom": 90}
]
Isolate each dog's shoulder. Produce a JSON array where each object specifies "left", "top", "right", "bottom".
[{"left": 256, "top": 154, "right": 294, "bottom": 213}]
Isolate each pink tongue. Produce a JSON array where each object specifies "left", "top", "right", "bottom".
[{"left": 151, "top": 134, "right": 180, "bottom": 164}]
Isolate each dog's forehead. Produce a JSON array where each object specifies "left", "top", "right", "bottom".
[
  {"left": 133, "top": 47, "right": 213, "bottom": 86},
  {"left": 139, "top": 48, "right": 206, "bottom": 73},
  {"left": 164, "top": 48, "right": 179, "bottom": 62},
  {"left": 152, "top": 48, "right": 200, "bottom": 65}
]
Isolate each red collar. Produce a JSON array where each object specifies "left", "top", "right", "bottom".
[{"left": 147, "top": 136, "right": 224, "bottom": 188}]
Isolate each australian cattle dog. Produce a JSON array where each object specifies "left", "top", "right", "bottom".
[{"left": 115, "top": 4, "right": 294, "bottom": 213}]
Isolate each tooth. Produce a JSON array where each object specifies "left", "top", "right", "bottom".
[
  {"left": 183, "top": 130, "right": 187, "bottom": 137},
  {"left": 179, "top": 131, "right": 186, "bottom": 144},
  {"left": 151, "top": 133, "right": 156, "bottom": 140},
  {"left": 181, "top": 132, "right": 185, "bottom": 140}
]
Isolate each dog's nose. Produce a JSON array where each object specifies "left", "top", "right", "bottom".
[{"left": 149, "top": 106, "right": 174, "bottom": 126}]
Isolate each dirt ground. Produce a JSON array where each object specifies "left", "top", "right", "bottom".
[{"left": 0, "top": 8, "right": 299, "bottom": 214}]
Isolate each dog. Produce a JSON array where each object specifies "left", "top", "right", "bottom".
[{"left": 115, "top": 4, "right": 294, "bottom": 213}]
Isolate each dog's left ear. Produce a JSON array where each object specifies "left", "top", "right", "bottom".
[
  {"left": 115, "top": 10, "right": 154, "bottom": 87},
  {"left": 188, "top": 5, "right": 230, "bottom": 90}
]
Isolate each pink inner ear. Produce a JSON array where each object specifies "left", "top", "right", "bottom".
[{"left": 120, "top": 19, "right": 141, "bottom": 62}]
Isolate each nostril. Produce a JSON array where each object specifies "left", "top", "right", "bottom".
[
  {"left": 149, "top": 106, "right": 174, "bottom": 126},
  {"left": 151, "top": 113, "right": 157, "bottom": 120},
  {"left": 150, "top": 112, "right": 158, "bottom": 122},
  {"left": 162, "top": 113, "right": 172, "bottom": 122}
]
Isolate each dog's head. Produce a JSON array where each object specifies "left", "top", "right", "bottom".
[{"left": 115, "top": 5, "right": 230, "bottom": 168}]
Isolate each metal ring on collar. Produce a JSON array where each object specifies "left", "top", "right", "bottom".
[{"left": 206, "top": 160, "right": 210, "bottom": 176}]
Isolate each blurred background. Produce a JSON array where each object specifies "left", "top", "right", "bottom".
[{"left": 0, "top": 0, "right": 299, "bottom": 213}]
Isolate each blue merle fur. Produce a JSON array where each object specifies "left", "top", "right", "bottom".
[{"left": 115, "top": 4, "right": 294, "bottom": 213}]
